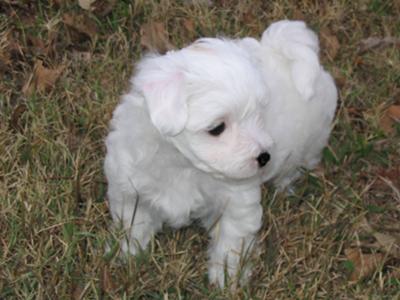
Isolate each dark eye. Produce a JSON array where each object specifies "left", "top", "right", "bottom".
[{"left": 208, "top": 122, "right": 225, "bottom": 136}]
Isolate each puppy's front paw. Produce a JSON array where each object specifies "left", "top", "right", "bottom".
[
  {"left": 104, "top": 237, "right": 141, "bottom": 260},
  {"left": 208, "top": 261, "right": 226, "bottom": 288},
  {"left": 208, "top": 256, "right": 251, "bottom": 289},
  {"left": 120, "top": 238, "right": 141, "bottom": 256}
]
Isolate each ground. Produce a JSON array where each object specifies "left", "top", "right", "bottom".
[{"left": 1, "top": 0, "right": 399, "bottom": 299}]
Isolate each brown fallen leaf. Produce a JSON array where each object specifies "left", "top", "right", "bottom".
[
  {"left": 360, "top": 217, "right": 400, "bottom": 258},
  {"left": 347, "top": 106, "right": 363, "bottom": 118},
  {"left": 330, "top": 67, "right": 346, "bottom": 88},
  {"left": 320, "top": 28, "right": 340, "bottom": 60},
  {"left": 292, "top": 8, "right": 305, "bottom": 21},
  {"left": 373, "top": 231, "right": 400, "bottom": 258},
  {"left": 140, "top": 21, "right": 174, "bottom": 53},
  {"left": 92, "top": 0, "right": 116, "bottom": 16},
  {"left": 354, "top": 56, "right": 364, "bottom": 67},
  {"left": 27, "top": 35, "right": 52, "bottom": 57},
  {"left": 9, "top": 104, "right": 27, "bottom": 132},
  {"left": 23, "top": 60, "right": 65, "bottom": 96},
  {"left": 0, "top": 30, "right": 24, "bottom": 75},
  {"left": 359, "top": 37, "right": 400, "bottom": 53},
  {"left": 379, "top": 105, "right": 400, "bottom": 135},
  {"left": 377, "top": 166, "right": 400, "bottom": 189},
  {"left": 63, "top": 13, "right": 98, "bottom": 39},
  {"left": 0, "top": 48, "right": 11, "bottom": 76},
  {"left": 345, "top": 248, "right": 386, "bottom": 282},
  {"left": 71, "top": 282, "right": 85, "bottom": 300},
  {"left": 242, "top": 9, "right": 257, "bottom": 26},
  {"left": 78, "top": 0, "right": 96, "bottom": 11},
  {"left": 50, "top": 0, "right": 65, "bottom": 7},
  {"left": 183, "top": 19, "right": 196, "bottom": 39},
  {"left": 101, "top": 265, "right": 116, "bottom": 294}
]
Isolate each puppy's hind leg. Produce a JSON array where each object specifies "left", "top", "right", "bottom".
[{"left": 108, "top": 187, "right": 162, "bottom": 256}]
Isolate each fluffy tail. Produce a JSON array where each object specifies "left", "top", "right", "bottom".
[{"left": 260, "top": 20, "right": 322, "bottom": 101}]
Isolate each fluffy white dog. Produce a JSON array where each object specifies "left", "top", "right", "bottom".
[{"left": 104, "top": 20, "right": 337, "bottom": 287}]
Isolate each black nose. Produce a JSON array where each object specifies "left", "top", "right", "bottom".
[{"left": 257, "top": 152, "right": 270, "bottom": 167}]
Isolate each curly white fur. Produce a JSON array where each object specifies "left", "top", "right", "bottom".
[{"left": 104, "top": 20, "right": 337, "bottom": 287}]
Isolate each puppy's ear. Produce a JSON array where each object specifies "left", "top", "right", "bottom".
[
  {"left": 261, "top": 20, "right": 321, "bottom": 101},
  {"left": 133, "top": 53, "right": 187, "bottom": 136}
]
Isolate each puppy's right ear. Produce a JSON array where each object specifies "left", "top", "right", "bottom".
[{"left": 132, "top": 53, "right": 187, "bottom": 136}]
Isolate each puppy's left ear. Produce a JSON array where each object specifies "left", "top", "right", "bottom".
[{"left": 133, "top": 53, "right": 187, "bottom": 136}]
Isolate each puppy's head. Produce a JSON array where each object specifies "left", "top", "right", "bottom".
[{"left": 133, "top": 38, "right": 273, "bottom": 180}]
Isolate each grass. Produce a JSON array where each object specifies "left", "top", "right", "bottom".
[{"left": 1, "top": 0, "right": 399, "bottom": 299}]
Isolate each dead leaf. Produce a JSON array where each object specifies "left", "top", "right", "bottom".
[
  {"left": 359, "top": 37, "right": 400, "bottom": 53},
  {"left": 379, "top": 105, "right": 400, "bottom": 135},
  {"left": 0, "top": 46, "right": 11, "bottom": 76},
  {"left": 347, "top": 107, "right": 363, "bottom": 119},
  {"left": 27, "top": 35, "right": 52, "bottom": 57},
  {"left": 49, "top": 0, "right": 66, "bottom": 7},
  {"left": 183, "top": 19, "right": 196, "bottom": 39},
  {"left": 320, "top": 28, "right": 340, "bottom": 60},
  {"left": 140, "top": 21, "right": 174, "bottom": 53},
  {"left": 101, "top": 266, "right": 116, "bottom": 294},
  {"left": 92, "top": 0, "right": 116, "bottom": 16},
  {"left": 63, "top": 13, "right": 98, "bottom": 39},
  {"left": 345, "top": 248, "right": 386, "bottom": 282},
  {"left": 360, "top": 217, "right": 400, "bottom": 258},
  {"left": 354, "top": 56, "right": 364, "bottom": 67},
  {"left": 78, "top": 0, "right": 96, "bottom": 10},
  {"left": 71, "top": 283, "right": 84, "bottom": 300},
  {"left": 292, "top": 9, "right": 305, "bottom": 20},
  {"left": 23, "top": 60, "right": 65, "bottom": 96},
  {"left": 0, "top": 31, "right": 24, "bottom": 74},
  {"left": 9, "top": 104, "right": 27, "bottom": 132},
  {"left": 330, "top": 67, "right": 346, "bottom": 88},
  {"left": 377, "top": 166, "right": 400, "bottom": 190},
  {"left": 242, "top": 9, "right": 257, "bottom": 26},
  {"left": 373, "top": 231, "right": 400, "bottom": 258}
]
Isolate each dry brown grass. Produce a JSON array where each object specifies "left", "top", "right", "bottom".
[{"left": 1, "top": 0, "right": 399, "bottom": 299}]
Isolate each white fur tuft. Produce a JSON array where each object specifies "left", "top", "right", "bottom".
[{"left": 261, "top": 20, "right": 321, "bottom": 100}]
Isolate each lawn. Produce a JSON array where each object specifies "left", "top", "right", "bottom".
[{"left": 1, "top": 0, "right": 399, "bottom": 299}]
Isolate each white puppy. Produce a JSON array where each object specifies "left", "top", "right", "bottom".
[{"left": 104, "top": 20, "right": 337, "bottom": 287}]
